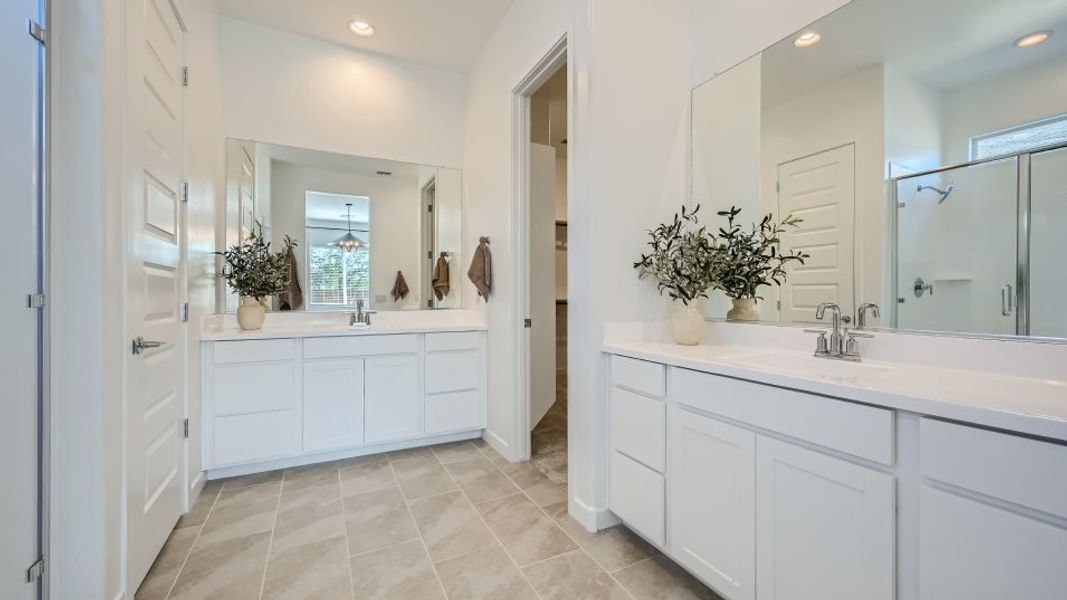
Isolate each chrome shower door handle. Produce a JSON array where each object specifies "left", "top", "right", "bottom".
[
  {"left": 131, "top": 336, "right": 164, "bottom": 355},
  {"left": 1001, "top": 284, "right": 1014, "bottom": 317},
  {"left": 914, "top": 277, "right": 933, "bottom": 298}
]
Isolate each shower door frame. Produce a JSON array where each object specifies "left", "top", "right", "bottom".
[{"left": 890, "top": 140, "right": 1067, "bottom": 337}]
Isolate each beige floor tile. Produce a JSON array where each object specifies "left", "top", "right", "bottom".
[
  {"left": 408, "top": 490, "right": 494, "bottom": 562},
  {"left": 262, "top": 536, "right": 352, "bottom": 600},
  {"left": 556, "top": 516, "right": 659, "bottom": 572},
  {"left": 391, "top": 454, "right": 457, "bottom": 500},
  {"left": 219, "top": 469, "right": 284, "bottom": 492},
  {"left": 169, "top": 531, "right": 271, "bottom": 600},
  {"left": 431, "top": 440, "right": 483, "bottom": 464},
  {"left": 475, "top": 493, "right": 577, "bottom": 566},
  {"left": 502, "top": 462, "right": 568, "bottom": 507},
  {"left": 386, "top": 446, "right": 434, "bottom": 462},
  {"left": 470, "top": 437, "right": 489, "bottom": 449},
  {"left": 523, "top": 550, "right": 631, "bottom": 600},
  {"left": 176, "top": 480, "right": 222, "bottom": 529},
  {"left": 340, "top": 455, "right": 397, "bottom": 497},
  {"left": 135, "top": 526, "right": 199, "bottom": 600},
  {"left": 344, "top": 487, "right": 419, "bottom": 555},
  {"left": 349, "top": 539, "right": 444, "bottom": 600},
  {"left": 444, "top": 457, "right": 520, "bottom": 503},
  {"left": 197, "top": 481, "right": 281, "bottom": 547},
  {"left": 614, "top": 555, "right": 723, "bottom": 600},
  {"left": 479, "top": 446, "right": 512, "bottom": 467},
  {"left": 434, "top": 544, "right": 538, "bottom": 600},
  {"left": 272, "top": 482, "right": 346, "bottom": 553},
  {"left": 283, "top": 462, "right": 340, "bottom": 494}
]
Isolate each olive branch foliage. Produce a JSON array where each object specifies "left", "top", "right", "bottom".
[{"left": 216, "top": 223, "right": 296, "bottom": 300}]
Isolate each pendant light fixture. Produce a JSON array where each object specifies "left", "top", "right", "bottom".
[{"left": 333, "top": 203, "right": 364, "bottom": 251}]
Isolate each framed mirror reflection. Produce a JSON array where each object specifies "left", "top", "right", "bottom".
[
  {"left": 691, "top": 0, "right": 1067, "bottom": 340},
  {"left": 224, "top": 139, "right": 462, "bottom": 313}
]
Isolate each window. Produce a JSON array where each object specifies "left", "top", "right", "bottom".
[
  {"left": 970, "top": 114, "right": 1067, "bottom": 160},
  {"left": 308, "top": 241, "right": 369, "bottom": 308}
]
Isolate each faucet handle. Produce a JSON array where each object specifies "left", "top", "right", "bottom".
[{"left": 847, "top": 330, "right": 875, "bottom": 339}]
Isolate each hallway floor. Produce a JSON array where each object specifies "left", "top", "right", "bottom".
[
  {"left": 136, "top": 439, "right": 721, "bottom": 600},
  {"left": 529, "top": 371, "right": 568, "bottom": 486}
]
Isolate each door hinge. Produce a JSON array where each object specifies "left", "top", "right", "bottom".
[
  {"left": 180, "top": 181, "right": 189, "bottom": 203},
  {"left": 182, "top": 418, "right": 190, "bottom": 438},
  {"left": 28, "top": 20, "right": 46, "bottom": 45},
  {"left": 182, "top": 66, "right": 189, "bottom": 87},
  {"left": 26, "top": 557, "right": 44, "bottom": 583},
  {"left": 428, "top": 250, "right": 433, "bottom": 260},
  {"left": 427, "top": 203, "right": 433, "bottom": 213},
  {"left": 775, "top": 181, "right": 780, "bottom": 193},
  {"left": 776, "top": 299, "right": 781, "bottom": 312},
  {"left": 524, "top": 318, "right": 532, "bottom": 328},
  {"left": 179, "top": 302, "right": 190, "bottom": 322},
  {"left": 27, "top": 293, "right": 46, "bottom": 309}
]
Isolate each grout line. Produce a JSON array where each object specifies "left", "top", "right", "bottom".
[
  {"left": 255, "top": 469, "right": 291, "bottom": 600},
  {"left": 386, "top": 451, "right": 452, "bottom": 600},
  {"left": 162, "top": 484, "right": 224, "bottom": 600},
  {"left": 337, "top": 465, "right": 357, "bottom": 600},
  {"left": 346, "top": 535, "right": 422, "bottom": 560}
]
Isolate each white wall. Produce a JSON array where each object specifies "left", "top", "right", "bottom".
[
  {"left": 219, "top": 17, "right": 467, "bottom": 169},
  {"left": 270, "top": 163, "right": 425, "bottom": 310},
  {"left": 940, "top": 54, "right": 1067, "bottom": 164}
]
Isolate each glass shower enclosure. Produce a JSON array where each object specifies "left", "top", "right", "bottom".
[{"left": 893, "top": 143, "right": 1067, "bottom": 338}]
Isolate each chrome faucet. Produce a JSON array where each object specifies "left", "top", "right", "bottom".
[
  {"left": 350, "top": 299, "right": 375, "bottom": 326},
  {"left": 857, "top": 303, "right": 880, "bottom": 330},
  {"left": 807, "top": 302, "right": 874, "bottom": 361}
]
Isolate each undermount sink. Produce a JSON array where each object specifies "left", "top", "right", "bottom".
[{"left": 722, "top": 351, "right": 896, "bottom": 382}]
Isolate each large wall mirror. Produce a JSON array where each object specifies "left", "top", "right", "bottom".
[
  {"left": 692, "top": 0, "right": 1067, "bottom": 340},
  {"left": 224, "top": 140, "right": 462, "bottom": 312}
]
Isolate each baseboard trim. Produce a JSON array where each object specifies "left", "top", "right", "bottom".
[
  {"left": 568, "top": 495, "right": 620, "bottom": 531},
  {"left": 483, "top": 429, "right": 512, "bottom": 461}
]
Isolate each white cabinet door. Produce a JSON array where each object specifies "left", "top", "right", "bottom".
[
  {"left": 756, "top": 436, "right": 894, "bottom": 600},
  {"left": 365, "top": 355, "right": 421, "bottom": 443},
  {"left": 671, "top": 409, "right": 755, "bottom": 600},
  {"left": 303, "top": 358, "right": 365, "bottom": 452},
  {"left": 918, "top": 486, "right": 1067, "bottom": 600}
]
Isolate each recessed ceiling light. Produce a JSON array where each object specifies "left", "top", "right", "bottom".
[
  {"left": 793, "top": 31, "right": 822, "bottom": 48},
  {"left": 349, "top": 20, "right": 375, "bottom": 37},
  {"left": 1014, "top": 30, "right": 1053, "bottom": 48}
]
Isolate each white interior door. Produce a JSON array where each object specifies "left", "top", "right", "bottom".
[
  {"left": 1, "top": 1, "right": 44, "bottom": 597},
  {"left": 126, "top": 0, "right": 187, "bottom": 590},
  {"left": 777, "top": 145, "right": 856, "bottom": 324},
  {"left": 528, "top": 143, "right": 557, "bottom": 430}
]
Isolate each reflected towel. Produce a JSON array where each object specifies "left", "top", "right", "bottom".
[
  {"left": 432, "top": 254, "right": 450, "bottom": 301},
  {"left": 279, "top": 246, "right": 303, "bottom": 310},
  {"left": 467, "top": 237, "right": 492, "bottom": 300},
  {"left": 391, "top": 270, "right": 410, "bottom": 302}
]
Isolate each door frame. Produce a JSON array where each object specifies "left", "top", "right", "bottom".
[{"left": 511, "top": 36, "right": 568, "bottom": 461}]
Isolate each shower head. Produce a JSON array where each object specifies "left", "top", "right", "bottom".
[{"left": 917, "top": 184, "right": 955, "bottom": 204}]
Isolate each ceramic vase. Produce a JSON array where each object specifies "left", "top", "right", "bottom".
[
  {"left": 237, "top": 296, "right": 267, "bottom": 331},
  {"left": 671, "top": 300, "right": 705, "bottom": 345},
  {"left": 727, "top": 297, "right": 761, "bottom": 321}
]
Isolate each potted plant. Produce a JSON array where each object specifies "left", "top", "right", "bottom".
[
  {"left": 217, "top": 226, "right": 294, "bottom": 331},
  {"left": 634, "top": 205, "right": 718, "bottom": 345},
  {"left": 709, "top": 206, "right": 807, "bottom": 320}
]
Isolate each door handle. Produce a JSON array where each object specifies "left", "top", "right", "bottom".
[
  {"left": 913, "top": 277, "right": 933, "bottom": 298},
  {"left": 1001, "top": 284, "right": 1014, "bottom": 317},
  {"left": 131, "top": 336, "right": 164, "bottom": 355}
]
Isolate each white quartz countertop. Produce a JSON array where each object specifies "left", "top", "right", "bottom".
[
  {"left": 604, "top": 340, "right": 1067, "bottom": 443},
  {"left": 202, "top": 310, "right": 487, "bottom": 342}
]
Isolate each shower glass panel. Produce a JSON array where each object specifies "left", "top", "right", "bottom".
[
  {"left": 895, "top": 158, "right": 1018, "bottom": 335},
  {"left": 1030, "top": 146, "right": 1067, "bottom": 338}
]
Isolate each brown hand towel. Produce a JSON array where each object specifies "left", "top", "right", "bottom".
[
  {"left": 278, "top": 246, "right": 303, "bottom": 310},
  {"left": 432, "top": 254, "right": 450, "bottom": 301},
  {"left": 391, "top": 270, "right": 410, "bottom": 302},
  {"left": 467, "top": 237, "right": 492, "bottom": 300}
]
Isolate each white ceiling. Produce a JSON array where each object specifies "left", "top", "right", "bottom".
[
  {"left": 306, "top": 192, "right": 370, "bottom": 225},
  {"left": 263, "top": 143, "right": 422, "bottom": 180},
  {"left": 218, "top": 0, "right": 516, "bottom": 73}
]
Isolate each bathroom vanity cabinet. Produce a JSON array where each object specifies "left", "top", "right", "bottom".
[
  {"left": 202, "top": 330, "right": 486, "bottom": 477},
  {"left": 606, "top": 352, "right": 1067, "bottom": 600}
]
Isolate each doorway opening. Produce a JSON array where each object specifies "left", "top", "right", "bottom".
[{"left": 524, "top": 61, "right": 569, "bottom": 485}]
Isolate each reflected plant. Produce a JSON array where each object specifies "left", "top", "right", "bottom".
[{"left": 709, "top": 206, "right": 808, "bottom": 300}]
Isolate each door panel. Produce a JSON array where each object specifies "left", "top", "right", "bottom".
[
  {"left": 1, "top": 0, "right": 44, "bottom": 597},
  {"left": 304, "top": 359, "right": 365, "bottom": 452},
  {"left": 777, "top": 145, "right": 856, "bottom": 324},
  {"left": 127, "top": 0, "right": 186, "bottom": 591},
  {"left": 365, "top": 355, "right": 421, "bottom": 443},
  {"left": 529, "top": 143, "right": 557, "bottom": 428},
  {"left": 1029, "top": 146, "right": 1067, "bottom": 338}
]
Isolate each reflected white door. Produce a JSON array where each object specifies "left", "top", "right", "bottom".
[
  {"left": 528, "top": 143, "right": 557, "bottom": 429},
  {"left": 1029, "top": 146, "right": 1067, "bottom": 338},
  {"left": 1, "top": 0, "right": 43, "bottom": 597},
  {"left": 126, "top": 0, "right": 187, "bottom": 591},
  {"left": 777, "top": 145, "right": 856, "bottom": 324}
]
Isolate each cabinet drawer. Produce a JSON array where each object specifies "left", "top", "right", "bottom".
[
  {"left": 610, "top": 451, "right": 665, "bottom": 546},
  {"left": 213, "top": 362, "right": 296, "bottom": 416},
  {"left": 426, "top": 350, "right": 480, "bottom": 394},
  {"left": 920, "top": 418, "right": 1067, "bottom": 519},
  {"left": 426, "top": 390, "right": 482, "bottom": 434},
  {"left": 611, "top": 387, "right": 665, "bottom": 471},
  {"left": 675, "top": 367, "right": 895, "bottom": 465},
  {"left": 611, "top": 355, "right": 665, "bottom": 398},
  {"left": 304, "top": 334, "right": 418, "bottom": 359},
  {"left": 213, "top": 410, "right": 297, "bottom": 466},
  {"left": 425, "top": 331, "right": 481, "bottom": 352},
  {"left": 213, "top": 339, "right": 294, "bottom": 364}
]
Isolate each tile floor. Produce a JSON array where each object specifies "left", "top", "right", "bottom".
[{"left": 136, "top": 439, "right": 722, "bottom": 600}]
